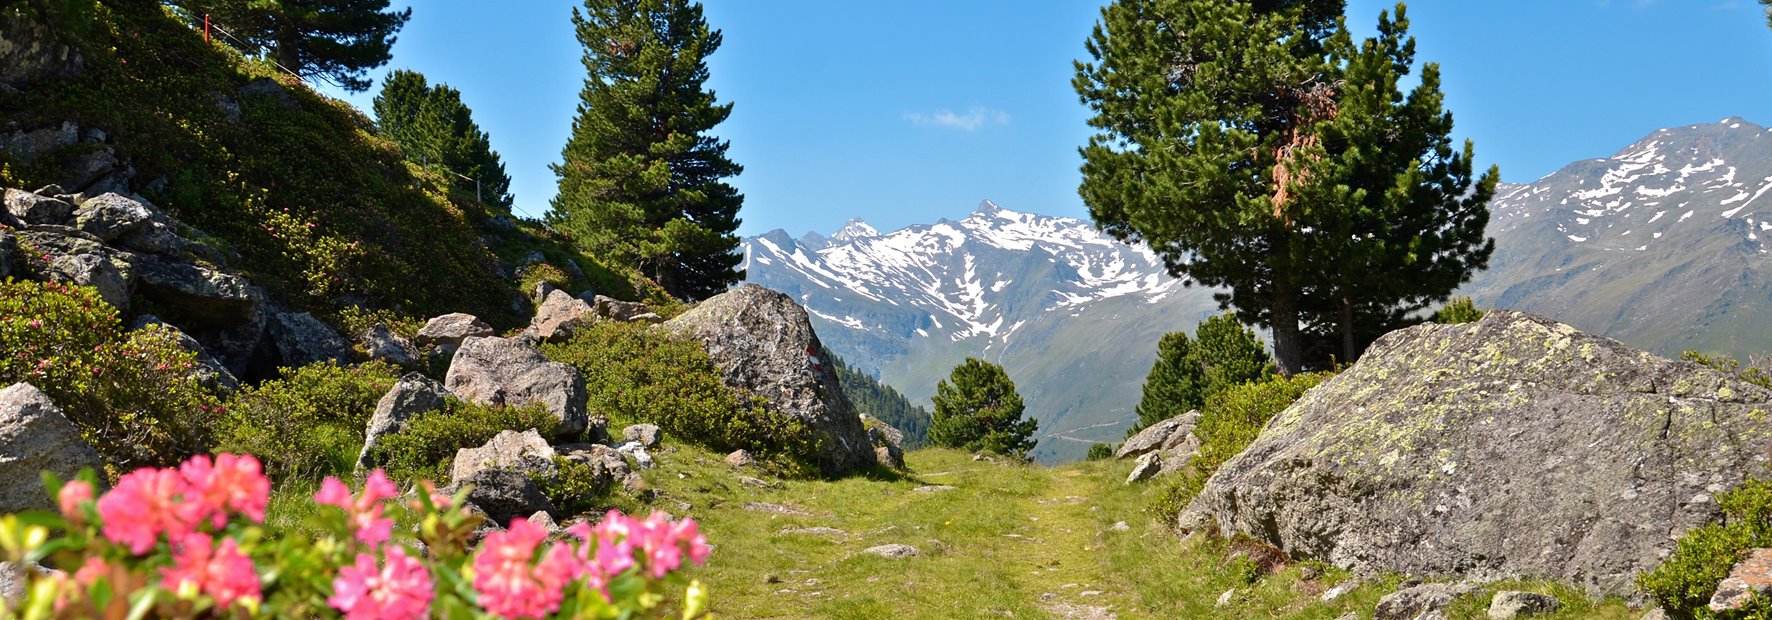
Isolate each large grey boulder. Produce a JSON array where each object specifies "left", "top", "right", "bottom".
[
  {"left": 268, "top": 311, "right": 349, "bottom": 367},
  {"left": 132, "top": 254, "right": 260, "bottom": 327},
  {"left": 445, "top": 468, "right": 554, "bottom": 526},
  {"left": 860, "top": 414, "right": 905, "bottom": 470},
  {"left": 1181, "top": 310, "right": 1772, "bottom": 596},
  {"left": 0, "top": 384, "right": 103, "bottom": 514},
  {"left": 526, "top": 290, "right": 595, "bottom": 342},
  {"left": 72, "top": 193, "right": 152, "bottom": 242},
  {"left": 45, "top": 252, "right": 129, "bottom": 311},
  {"left": 360, "top": 324, "right": 416, "bottom": 367},
  {"left": 357, "top": 373, "right": 447, "bottom": 470},
  {"left": 415, "top": 313, "right": 494, "bottom": 349},
  {"left": 444, "top": 336, "right": 591, "bottom": 438},
  {"left": 661, "top": 284, "right": 874, "bottom": 475},
  {"left": 4, "top": 188, "right": 73, "bottom": 226},
  {"left": 1116, "top": 410, "right": 1201, "bottom": 459},
  {"left": 450, "top": 429, "right": 557, "bottom": 484}
]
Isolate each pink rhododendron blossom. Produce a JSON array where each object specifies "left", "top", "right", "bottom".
[
  {"left": 73, "top": 557, "right": 108, "bottom": 586},
  {"left": 672, "top": 516, "right": 711, "bottom": 566},
  {"left": 58, "top": 480, "right": 93, "bottom": 521},
  {"left": 179, "top": 453, "right": 270, "bottom": 526},
  {"left": 328, "top": 546, "right": 433, "bottom": 620},
  {"left": 160, "top": 533, "right": 260, "bottom": 609},
  {"left": 98, "top": 468, "right": 191, "bottom": 554},
  {"left": 472, "top": 516, "right": 575, "bottom": 619},
  {"left": 315, "top": 470, "right": 398, "bottom": 548}
]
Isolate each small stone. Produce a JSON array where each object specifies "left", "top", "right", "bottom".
[
  {"left": 1321, "top": 580, "right": 1360, "bottom": 602},
  {"left": 737, "top": 476, "right": 774, "bottom": 488},
  {"left": 1216, "top": 589, "right": 1236, "bottom": 608},
  {"left": 617, "top": 442, "right": 655, "bottom": 469},
  {"left": 764, "top": 574, "right": 782, "bottom": 584},
  {"left": 863, "top": 544, "right": 919, "bottom": 559},
  {"left": 1109, "top": 521, "right": 1130, "bottom": 532},
  {"left": 742, "top": 502, "right": 812, "bottom": 516},
  {"left": 726, "top": 449, "right": 756, "bottom": 468},
  {"left": 1375, "top": 583, "right": 1475, "bottom": 620},
  {"left": 912, "top": 485, "right": 955, "bottom": 493},
  {"left": 414, "top": 313, "right": 494, "bottom": 348},
  {"left": 1488, "top": 591, "right": 1562, "bottom": 619},
  {"left": 622, "top": 423, "right": 661, "bottom": 448}
]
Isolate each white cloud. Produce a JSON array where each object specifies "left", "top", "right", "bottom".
[{"left": 904, "top": 107, "right": 1010, "bottom": 132}]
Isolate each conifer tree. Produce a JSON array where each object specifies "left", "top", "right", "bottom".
[
  {"left": 373, "top": 69, "right": 515, "bottom": 209},
  {"left": 170, "top": 0, "right": 409, "bottom": 92},
  {"left": 1075, "top": 0, "right": 1493, "bottom": 373},
  {"left": 1133, "top": 313, "right": 1271, "bottom": 431},
  {"left": 929, "top": 358, "right": 1037, "bottom": 460},
  {"left": 549, "top": 0, "right": 744, "bottom": 301}
]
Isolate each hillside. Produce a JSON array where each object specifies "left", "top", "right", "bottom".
[
  {"left": 1464, "top": 117, "right": 1772, "bottom": 358},
  {"left": 742, "top": 201, "right": 1224, "bottom": 463}
]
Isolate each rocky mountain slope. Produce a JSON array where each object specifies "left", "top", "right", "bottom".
[
  {"left": 742, "top": 202, "right": 1223, "bottom": 463},
  {"left": 1464, "top": 116, "right": 1772, "bottom": 358}
]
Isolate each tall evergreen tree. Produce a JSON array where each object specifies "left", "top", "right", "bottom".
[
  {"left": 169, "top": 0, "right": 410, "bottom": 92},
  {"left": 1133, "top": 313, "right": 1271, "bottom": 431},
  {"left": 1074, "top": 0, "right": 1493, "bottom": 373},
  {"left": 929, "top": 358, "right": 1037, "bottom": 460},
  {"left": 549, "top": 0, "right": 744, "bottom": 301},
  {"left": 373, "top": 69, "right": 515, "bottom": 209}
]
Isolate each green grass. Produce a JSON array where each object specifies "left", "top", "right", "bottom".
[{"left": 613, "top": 447, "right": 1639, "bottom": 619}]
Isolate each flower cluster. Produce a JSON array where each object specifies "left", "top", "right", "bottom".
[{"left": 7, "top": 453, "right": 712, "bottom": 619}]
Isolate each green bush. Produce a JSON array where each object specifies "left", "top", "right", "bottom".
[
  {"left": 0, "top": 279, "right": 221, "bottom": 469},
  {"left": 1432, "top": 296, "right": 1485, "bottom": 324},
  {"left": 1641, "top": 479, "right": 1772, "bottom": 619},
  {"left": 1151, "top": 372, "right": 1332, "bottom": 523},
  {"left": 367, "top": 399, "right": 561, "bottom": 484},
  {"left": 217, "top": 360, "right": 398, "bottom": 482},
  {"left": 1085, "top": 443, "right": 1115, "bottom": 461},
  {"left": 530, "top": 456, "right": 613, "bottom": 516},
  {"left": 540, "top": 322, "right": 819, "bottom": 473}
]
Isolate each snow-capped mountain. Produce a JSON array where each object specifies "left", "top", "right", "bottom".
[
  {"left": 1464, "top": 116, "right": 1772, "bottom": 357},
  {"left": 742, "top": 201, "right": 1223, "bottom": 463}
]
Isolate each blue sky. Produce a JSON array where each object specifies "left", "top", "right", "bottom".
[{"left": 320, "top": 1, "right": 1772, "bottom": 237}]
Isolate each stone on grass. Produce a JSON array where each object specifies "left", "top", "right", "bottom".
[
  {"left": 1374, "top": 583, "right": 1475, "bottom": 620},
  {"left": 726, "top": 449, "right": 755, "bottom": 468},
  {"left": 450, "top": 429, "right": 557, "bottom": 484},
  {"left": 617, "top": 442, "right": 655, "bottom": 470},
  {"left": 863, "top": 544, "right": 919, "bottom": 559},
  {"left": 526, "top": 290, "right": 595, "bottom": 342},
  {"left": 0, "top": 384, "right": 103, "bottom": 514},
  {"left": 1116, "top": 410, "right": 1200, "bottom": 459},
  {"left": 357, "top": 373, "right": 446, "bottom": 470},
  {"left": 1488, "top": 591, "right": 1561, "bottom": 619},
  {"left": 1125, "top": 452, "right": 1165, "bottom": 484},
  {"left": 445, "top": 336, "right": 590, "bottom": 438},
  {"left": 622, "top": 423, "right": 661, "bottom": 448}
]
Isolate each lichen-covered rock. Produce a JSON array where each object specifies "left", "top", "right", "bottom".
[
  {"left": 0, "top": 384, "right": 104, "bottom": 514},
  {"left": 132, "top": 254, "right": 260, "bottom": 327},
  {"left": 661, "top": 284, "right": 873, "bottom": 475},
  {"left": 4, "top": 188, "right": 73, "bottom": 226},
  {"left": 450, "top": 429, "right": 558, "bottom": 484},
  {"left": 445, "top": 336, "right": 590, "bottom": 438},
  {"left": 622, "top": 424, "right": 661, "bottom": 448},
  {"left": 526, "top": 290, "right": 594, "bottom": 342},
  {"left": 45, "top": 252, "right": 129, "bottom": 311},
  {"left": 1489, "top": 591, "right": 1561, "bottom": 619},
  {"left": 1709, "top": 548, "right": 1772, "bottom": 613},
  {"left": 1125, "top": 451, "right": 1164, "bottom": 484},
  {"left": 1374, "top": 583, "right": 1475, "bottom": 620},
  {"left": 1116, "top": 410, "right": 1200, "bottom": 459},
  {"left": 357, "top": 373, "right": 446, "bottom": 471},
  {"left": 861, "top": 414, "right": 906, "bottom": 469},
  {"left": 0, "top": 13, "right": 82, "bottom": 87},
  {"left": 863, "top": 544, "right": 919, "bottom": 559},
  {"left": 446, "top": 468, "right": 554, "bottom": 526},
  {"left": 361, "top": 324, "right": 415, "bottom": 367},
  {"left": 415, "top": 313, "right": 494, "bottom": 349},
  {"left": 1182, "top": 310, "right": 1772, "bottom": 596},
  {"left": 72, "top": 193, "right": 152, "bottom": 242},
  {"left": 268, "top": 310, "right": 349, "bottom": 367}
]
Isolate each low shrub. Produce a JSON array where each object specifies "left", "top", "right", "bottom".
[
  {"left": 217, "top": 360, "right": 398, "bottom": 482},
  {"left": 531, "top": 456, "right": 613, "bottom": 516},
  {"left": 0, "top": 279, "right": 221, "bottom": 469},
  {"left": 1432, "top": 296, "right": 1485, "bottom": 324},
  {"left": 1151, "top": 372, "right": 1332, "bottom": 523},
  {"left": 541, "top": 322, "right": 819, "bottom": 473},
  {"left": 1640, "top": 478, "right": 1772, "bottom": 618},
  {"left": 1682, "top": 350, "right": 1772, "bottom": 391},
  {"left": 1085, "top": 443, "right": 1115, "bottom": 461},
  {"left": 368, "top": 400, "right": 561, "bottom": 484}
]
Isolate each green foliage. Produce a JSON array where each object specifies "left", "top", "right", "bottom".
[
  {"left": 167, "top": 0, "right": 410, "bottom": 92},
  {"left": 826, "top": 349, "right": 930, "bottom": 448},
  {"left": 0, "top": 279, "right": 221, "bottom": 469},
  {"left": 1682, "top": 350, "right": 1772, "bottom": 391},
  {"left": 1075, "top": 0, "right": 1495, "bottom": 373},
  {"left": 517, "top": 262, "right": 573, "bottom": 301},
  {"left": 373, "top": 69, "right": 515, "bottom": 209},
  {"left": 929, "top": 358, "right": 1038, "bottom": 459},
  {"left": 1085, "top": 443, "right": 1115, "bottom": 461},
  {"left": 539, "top": 321, "right": 819, "bottom": 473},
  {"left": 368, "top": 399, "right": 561, "bottom": 484},
  {"left": 1641, "top": 479, "right": 1772, "bottom": 619},
  {"left": 530, "top": 456, "right": 613, "bottom": 516},
  {"left": 549, "top": 0, "right": 744, "bottom": 301},
  {"left": 217, "top": 360, "right": 398, "bottom": 482},
  {"left": 1151, "top": 372, "right": 1331, "bottom": 523},
  {"left": 1432, "top": 296, "right": 1485, "bottom": 324},
  {"left": 1135, "top": 314, "right": 1272, "bottom": 431}
]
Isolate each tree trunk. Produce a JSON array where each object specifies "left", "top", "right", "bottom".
[
  {"left": 1340, "top": 296, "right": 1356, "bottom": 365},
  {"left": 1270, "top": 284, "right": 1304, "bottom": 376}
]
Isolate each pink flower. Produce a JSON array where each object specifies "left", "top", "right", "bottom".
[
  {"left": 58, "top": 480, "right": 93, "bottom": 522},
  {"left": 180, "top": 454, "right": 271, "bottom": 527},
  {"left": 328, "top": 546, "right": 433, "bottom": 620},
  {"left": 98, "top": 468, "right": 191, "bottom": 554},
  {"left": 471, "top": 517, "right": 576, "bottom": 619},
  {"left": 160, "top": 533, "right": 260, "bottom": 609},
  {"left": 672, "top": 516, "right": 711, "bottom": 566},
  {"left": 73, "top": 557, "right": 109, "bottom": 586},
  {"left": 316, "top": 471, "right": 398, "bottom": 548}
]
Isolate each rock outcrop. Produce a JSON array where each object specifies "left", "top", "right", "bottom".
[
  {"left": 415, "top": 313, "right": 493, "bottom": 350},
  {"left": 0, "top": 384, "right": 104, "bottom": 514},
  {"left": 1117, "top": 410, "right": 1201, "bottom": 483},
  {"left": 861, "top": 414, "right": 906, "bottom": 470},
  {"left": 526, "top": 290, "right": 594, "bottom": 342},
  {"left": 1182, "top": 310, "right": 1772, "bottom": 596},
  {"left": 450, "top": 429, "right": 557, "bottom": 484},
  {"left": 444, "top": 336, "right": 591, "bottom": 438},
  {"left": 357, "top": 373, "right": 447, "bottom": 470},
  {"left": 661, "top": 284, "right": 873, "bottom": 475}
]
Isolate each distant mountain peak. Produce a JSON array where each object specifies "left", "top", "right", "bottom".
[
  {"left": 975, "top": 199, "right": 1004, "bottom": 215},
  {"left": 831, "top": 218, "right": 879, "bottom": 242}
]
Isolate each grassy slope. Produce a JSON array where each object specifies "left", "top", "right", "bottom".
[{"left": 610, "top": 447, "right": 1635, "bottom": 619}]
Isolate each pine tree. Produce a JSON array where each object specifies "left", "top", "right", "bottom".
[
  {"left": 1133, "top": 313, "right": 1271, "bottom": 431},
  {"left": 1075, "top": 0, "right": 1493, "bottom": 373},
  {"left": 170, "top": 0, "right": 410, "bottom": 92},
  {"left": 549, "top": 0, "right": 744, "bottom": 301},
  {"left": 373, "top": 69, "right": 515, "bottom": 209},
  {"left": 929, "top": 358, "right": 1037, "bottom": 460}
]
